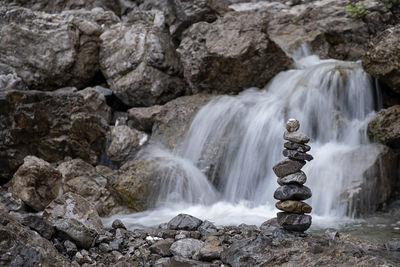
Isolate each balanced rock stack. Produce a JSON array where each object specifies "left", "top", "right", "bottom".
[{"left": 272, "top": 118, "right": 313, "bottom": 232}]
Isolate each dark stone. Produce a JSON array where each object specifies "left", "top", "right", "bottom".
[
  {"left": 283, "top": 149, "right": 313, "bottom": 161},
  {"left": 277, "top": 212, "right": 312, "bottom": 232},
  {"left": 274, "top": 185, "right": 312, "bottom": 201},
  {"left": 198, "top": 220, "right": 217, "bottom": 237},
  {"left": 64, "top": 240, "right": 78, "bottom": 257},
  {"left": 109, "top": 238, "right": 123, "bottom": 251},
  {"left": 277, "top": 171, "right": 307, "bottom": 186},
  {"left": 112, "top": 219, "right": 126, "bottom": 230},
  {"left": 149, "top": 239, "right": 174, "bottom": 257},
  {"left": 168, "top": 214, "right": 203, "bottom": 231},
  {"left": 272, "top": 159, "right": 306, "bottom": 178},
  {"left": 284, "top": 142, "right": 311, "bottom": 152},
  {"left": 22, "top": 215, "right": 55, "bottom": 240}
]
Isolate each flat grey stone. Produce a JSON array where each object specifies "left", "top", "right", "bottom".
[
  {"left": 283, "top": 131, "right": 310, "bottom": 144},
  {"left": 277, "top": 171, "right": 307, "bottom": 185},
  {"left": 272, "top": 159, "right": 305, "bottom": 178}
]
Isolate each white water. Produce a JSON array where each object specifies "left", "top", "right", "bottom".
[{"left": 105, "top": 52, "right": 378, "bottom": 229}]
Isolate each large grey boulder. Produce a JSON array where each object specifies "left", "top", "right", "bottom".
[
  {"left": 11, "top": 156, "right": 62, "bottom": 211},
  {"left": 363, "top": 25, "right": 400, "bottom": 94},
  {"left": 43, "top": 192, "right": 103, "bottom": 249},
  {"left": 168, "top": 214, "right": 203, "bottom": 231},
  {"left": 170, "top": 238, "right": 204, "bottom": 258},
  {"left": 2, "top": 0, "right": 121, "bottom": 15},
  {"left": 99, "top": 11, "right": 186, "bottom": 107},
  {"left": 0, "top": 6, "right": 100, "bottom": 91},
  {"left": 0, "top": 89, "right": 108, "bottom": 180},
  {"left": 177, "top": 11, "right": 292, "bottom": 94},
  {"left": 368, "top": 106, "right": 400, "bottom": 148}
]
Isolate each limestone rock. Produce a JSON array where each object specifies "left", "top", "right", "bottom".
[
  {"left": 274, "top": 184, "right": 312, "bottom": 201},
  {"left": 128, "top": 105, "right": 163, "bottom": 132},
  {"left": 284, "top": 142, "right": 311, "bottom": 152},
  {"left": 363, "top": 25, "right": 400, "bottom": 94},
  {"left": 43, "top": 192, "right": 103, "bottom": 249},
  {"left": 277, "top": 212, "right": 312, "bottom": 232},
  {"left": 107, "top": 125, "right": 148, "bottom": 164},
  {"left": 0, "top": 89, "right": 108, "bottom": 180},
  {"left": 177, "top": 11, "right": 293, "bottom": 94},
  {"left": 367, "top": 106, "right": 400, "bottom": 148},
  {"left": 283, "top": 131, "right": 310, "bottom": 144},
  {"left": 0, "top": 6, "right": 100, "bottom": 91},
  {"left": 276, "top": 200, "right": 312, "bottom": 214},
  {"left": 168, "top": 214, "right": 203, "bottom": 231},
  {"left": 283, "top": 149, "right": 313, "bottom": 161},
  {"left": 272, "top": 159, "right": 306, "bottom": 178},
  {"left": 99, "top": 11, "right": 186, "bottom": 107},
  {"left": 170, "top": 238, "right": 204, "bottom": 258},
  {"left": 277, "top": 171, "right": 307, "bottom": 186},
  {"left": 11, "top": 156, "right": 62, "bottom": 211}
]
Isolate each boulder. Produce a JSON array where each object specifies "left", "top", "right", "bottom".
[
  {"left": 128, "top": 105, "right": 163, "bottom": 132},
  {"left": 275, "top": 200, "right": 312, "bottom": 214},
  {"left": 99, "top": 11, "right": 186, "bottom": 107},
  {"left": 177, "top": 11, "right": 292, "bottom": 94},
  {"left": 273, "top": 184, "right": 312, "bottom": 201},
  {"left": 272, "top": 159, "right": 306, "bottom": 178},
  {"left": 168, "top": 214, "right": 203, "bottom": 231},
  {"left": 368, "top": 106, "right": 400, "bottom": 148},
  {"left": 43, "top": 192, "right": 103, "bottom": 249},
  {"left": 11, "top": 156, "right": 62, "bottom": 211},
  {"left": 198, "top": 220, "right": 217, "bottom": 237},
  {"left": 277, "top": 171, "right": 307, "bottom": 186},
  {"left": 277, "top": 212, "right": 312, "bottom": 232},
  {"left": 59, "top": 159, "right": 132, "bottom": 217},
  {"left": 151, "top": 94, "right": 214, "bottom": 149},
  {"left": 197, "top": 235, "right": 223, "bottom": 261},
  {"left": 170, "top": 238, "right": 204, "bottom": 258},
  {"left": 78, "top": 87, "right": 112, "bottom": 124},
  {"left": 0, "top": 89, "right": 108, "bottom": 180},
  {"left": 107, "top": 125, "right": 148, "bottom": 164},
  {"left": 114, "top": 160, "right": 163, "bottom": 212},
  {"left": 0, "top": 211, "right": 70, "bottom": 267},
  {"left": 2, "top": 0, "right": 121, "bottom": 15},
  {"left": 0, "top": 6, "right": 100, "bottom": 91},
  {"left": 363, "top": 25, "right": 400, "bottom": 94}
]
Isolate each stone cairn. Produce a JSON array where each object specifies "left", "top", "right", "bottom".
[{"left": 272, "top": 118, "right": 313, "bottom": 232}]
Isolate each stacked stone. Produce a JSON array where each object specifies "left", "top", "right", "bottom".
[{"left": 272, "top": 119, "right": 313, "bottom": 232}]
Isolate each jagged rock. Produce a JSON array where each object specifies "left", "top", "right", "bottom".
[
  {"left": 114, "top": 160, "right": 163, "bottom": 212},
  {"left": 286, "top": 118, "right": 300, "bottom": 132},
  {"left": 283, "top": 131, "right": 310, "bottom": 144},
  {"left": 64, "top": 240, "right": 78, "bottom": 257},
  {"left": 2, "top": 0, "right": 121, "bottom": 14},
  {"left": 168, "top": 214, "right": 203, "bottom": 231},
  {"left": 59, "top": 7, "right": 121, "bottom": 29},
  {"left": 177, "top": 11, "right": 292, "bottom": 94},
  {"left": 268, "top": 0, "right": 396, "bottom": 60},
  {"left": 78, "top": 87, "right": 112, "bottom": 124},
  {"left": 0, "top": 210, "right": 70, "bottom": 267},
  {"left": 368, "top": 106, "right": 400, "bottom": 148},
  {"left": 275, "top": 200, "right": 312, "bottom": 214},
  {"left": 11, "top": 156, "right": 62, "bottom": 211},
  {"left": 363, "top": 25, "right": 400, "bottom": 94},
  {"left": 43, "top": 192, "right": 103, "bottom": 249},
  {"left": 128, "top": 105, "right": 163, "bottom": 132},
  {"left": 197, "top": 235, "right": 223, "bottom": 261},
  {"left": 283, "top": 149, "right": 313, "bottom": 161},
  {"left": 107, "top": 125, "right": 148, "bottom": 164},
  {"left": 198, "top": 220, "right": 217, "bottom": 237},
  {"left": 22, "top": 215, "right": 55, "bottom": 240},
  {"left": 277, "top": 171, "right": 307, "bottom": 186},
  {"left": 274, "top": 184, "right": 312, "bottom": 201},
  {"left": 272, "top": 159, "right": 306, "bottom": 178},
  {"left": 99, "top": 11, "right": 185, "bottom": 107},
  {"left": 284, "top": 142, "right": 311, "bottom": 152},
  {"left": 0, "top": 89, "right": 108, "bottom": 180},
  {"left": 277, "top": 212, "right": 312, "bottom": 232},
  {"left": 0, "top": 6, "right": 101, "bottom": 91},
  {"left": 151, "top": 94, "right": 214, "bottom": 149},
  {"left": 59, "top": 159, "right": 130, "bottom": 217},
  {"left": 149, "top": 239, "right": 174, "bottom": 257},
  {"left": 170, "top": 238, "right": 204, "bottom": 258}
]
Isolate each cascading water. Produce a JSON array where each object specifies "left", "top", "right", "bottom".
[{"left": 105, "top": 52, "right": 380, "bottom": 228}]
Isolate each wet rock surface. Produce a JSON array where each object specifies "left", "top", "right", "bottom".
[{"left": 274, "top": 184, "right": 312, "bottom": 201}]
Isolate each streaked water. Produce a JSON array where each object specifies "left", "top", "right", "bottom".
[{"left": 106, "top": 51, "right": 381, "bottom": 229}]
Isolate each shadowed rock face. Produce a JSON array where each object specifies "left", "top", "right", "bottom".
[
  {"left": 177, "top": 11, "right": 293, "bottom": 95},
  {"left": 368, "top": 106, "right": 400, "bottom": 149},
  {"left": 0, "top": 6, "right": 101, "bottom": 91},
  {"left": 363, "top": 25, "right": 400, "bottom": 95}
]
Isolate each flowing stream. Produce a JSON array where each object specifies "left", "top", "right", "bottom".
[{"left": 105, "top": 52, "right": 390, "bottom": 232}]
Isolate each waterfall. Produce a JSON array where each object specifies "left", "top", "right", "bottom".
[{"left": 108, "top": 53, "right": 378, "bottom": 227}]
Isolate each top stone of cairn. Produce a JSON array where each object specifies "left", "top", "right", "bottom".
[{"left": 286, "top": 118, "right": 300, "bottom": 132}]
